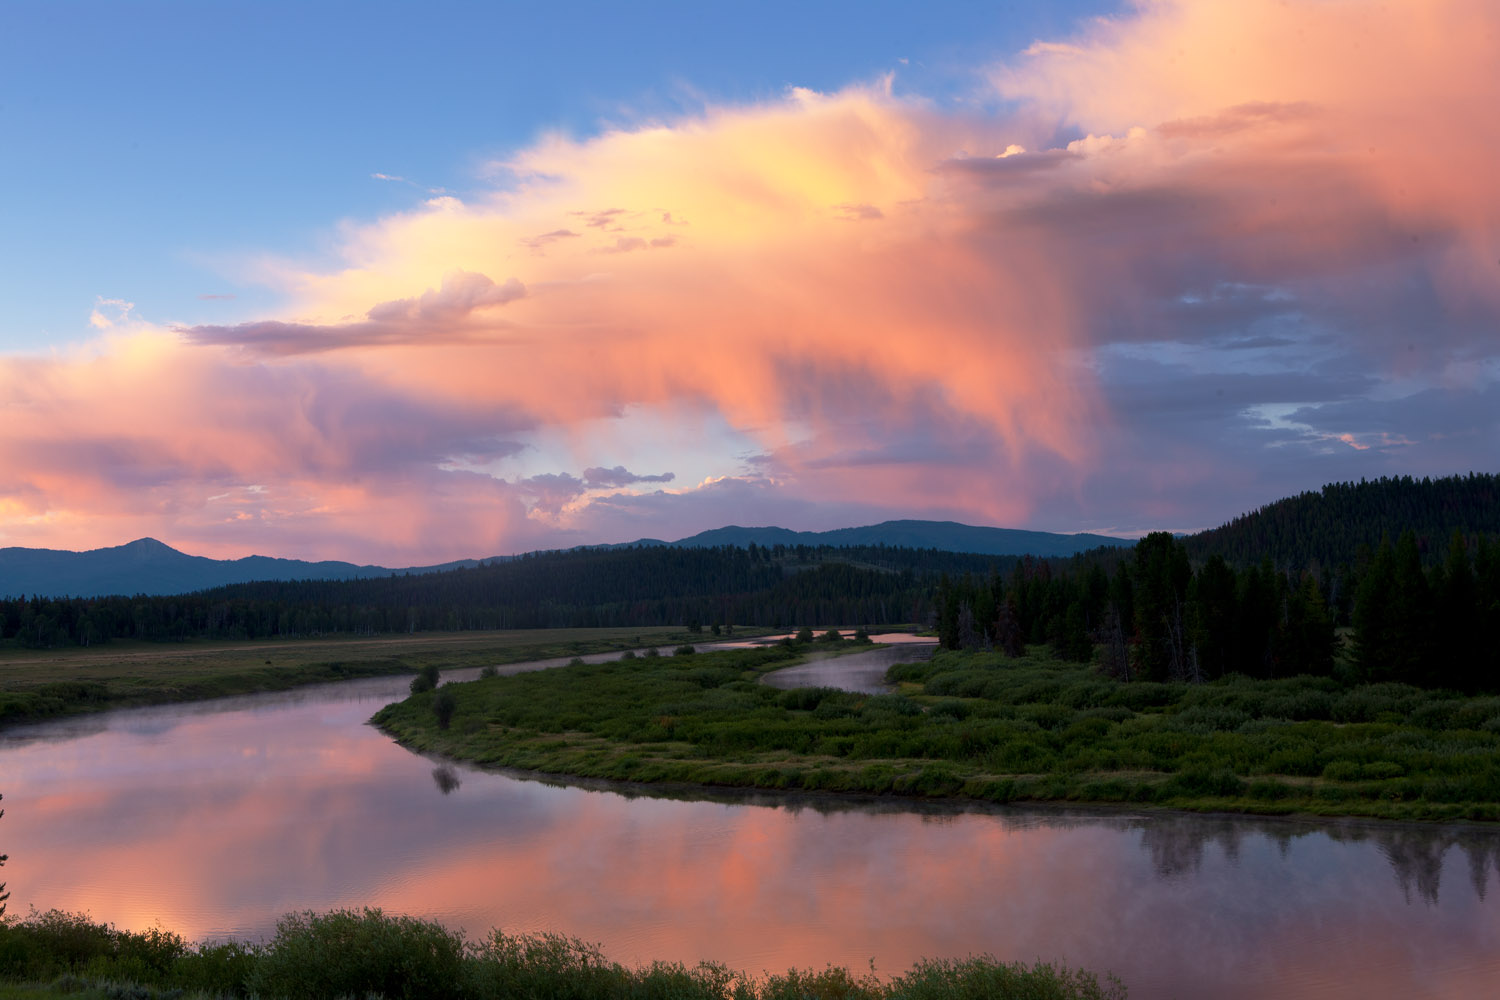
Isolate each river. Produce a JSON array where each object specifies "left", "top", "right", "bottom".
[{"left": 2, "top": 644, "right": 1497, "bottom": 998}]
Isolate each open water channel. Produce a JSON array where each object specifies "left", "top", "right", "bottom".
[{"left": 3, "top": 640, "right": 1498, "bottom": 998}]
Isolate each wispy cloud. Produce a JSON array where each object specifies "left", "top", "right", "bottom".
[{"left": 185, "top": 271, "right": 525, "bottom": 355}]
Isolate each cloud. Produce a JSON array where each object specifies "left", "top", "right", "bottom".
[
  {"left": 185, "top": 270, "right": 524, "bottom": 355},
  {"left": 522, "top": 229, "right": 580, "bottom": 250},
  {"left": 582, "top": 466, "right": 675, "bottom": 488},
  {"left": 2, "top": 0, "right": 1497, "bottom": 559},
  {"left": 89, "top": 297, "right": 136, "bottom": 330},
  {"left": 594, "top": 237, "right": 649, "bottom": 254},
  {"left": 575, "top": 208, "right": 627, "bottom": 228},
  {"left": 516, "top": 472, "right": 589, "bottom": 514},
  {"left": 833, "top": 202, "right": 883, "bottom": 221}
]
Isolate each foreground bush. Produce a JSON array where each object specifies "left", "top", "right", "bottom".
[{"left": 0, "top": 907, "right": 1124, "bottom": 999}]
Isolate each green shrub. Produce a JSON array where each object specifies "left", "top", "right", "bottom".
[
  {"left": 409, "top": 663, "right": 441, "bottom": 695},
  {"left": 1162, "top": 767, "right": 1246, "bottom": 798},
  {"left": 173, "top": 939, "right": 260, "bottom": 995},
  {"left": 887, "top": 955, "right": 1126, "bottom": 1000},
  {"left": 1322, "top": 760, "right": 1362, "bottom": 781},
  {"left": 777, "top": 687, "right": 844, "bottom": 711},
  {"left": 432, "top": 686, "right": 458, "bottom": 729},
  {"left": 246, "top": 908, "right": 467, "bottom": 1000},
  {"left": 1246, "top": 779, "right": 1293, "bottom": 800}
]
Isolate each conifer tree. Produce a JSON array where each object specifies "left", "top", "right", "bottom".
[
  {"left": 1436, "top": 530, "right": 1480, "bottom": 690},
  {"left": 1388, "top": 530, "right": 1434, "bottom": 685},
  {"left": 1353, "top": 535, "right": 1397, "bottom": 681}
]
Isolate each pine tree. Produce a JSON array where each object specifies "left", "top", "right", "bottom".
[
  {"left": 1353, "top": 535, "right": 1397, "bottom": 681},
  {"left": 1436, "top": 530, "right": 1480, "bottom": 691},
  {"left": 1131, "top": 532, "right": 1191, "bottom": 682},
  {"left": 1281, "top": 574, "right": 1336, "bottom": 676},
  {"left": 1388, "top": 530, "right": 1434, "bottom": 685},
  {"left": 1191, "top": 555, "right": 1238, "bottom": 679}
]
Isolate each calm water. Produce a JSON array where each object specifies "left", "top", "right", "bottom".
[
  {"left": 3, "top": 647, "right": 1499, "bottom": 999},
  {"left": 761, "top": 638, "right": 936, "bottom": 695}
]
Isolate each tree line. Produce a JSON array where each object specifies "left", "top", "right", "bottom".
[
  {"left": 0, "top": 544, "right": 1012, "bottom": 647},
  {"left": 934, "top": 528, "right": 1500, "bottom": 691}
]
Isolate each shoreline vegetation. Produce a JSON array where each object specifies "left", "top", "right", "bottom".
[
  {"left": 375, "top": 639, "right": 1500, "bottom": 823},
  {"left": 0, "top": 907, "right": 1125, "bottom": 1000},
  {"left": 0, "top": 627, "right": 733, "bottom": 730}
]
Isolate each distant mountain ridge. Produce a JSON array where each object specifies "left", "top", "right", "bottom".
[
  {"left": 1, "top": 521, "right": 1130, "bottom": 599},
  {"left": 0, "top": 538, "right": 484, "bottom": 599},
  {"left": 628, "top": 520, "right": 1131, "bottom": 558}
]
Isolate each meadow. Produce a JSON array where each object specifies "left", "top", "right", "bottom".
[
  {"left": 376, "top": 641, "right": 1500, "bottom": 822},
  {"left": 0, "top": 627, "right": 711, "bottom": 727}
]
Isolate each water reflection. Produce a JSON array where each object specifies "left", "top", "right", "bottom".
[
  {"left": 760, "top": 641, "right": 937, "bottom": 695},
  {"left": 432, "top": 764, "right": 462, "bottom": 795},
  {"left": 0, "top": 662, "right": 1497, "bottom": 999}
]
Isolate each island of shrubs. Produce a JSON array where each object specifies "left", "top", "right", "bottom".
[{"left": 380, "top": 623, "right": 1500, "bottom": 822}]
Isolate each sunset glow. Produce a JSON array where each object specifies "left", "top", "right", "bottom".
[{"left": 2, "top": 0, "right": 1495, "bottom": 561}]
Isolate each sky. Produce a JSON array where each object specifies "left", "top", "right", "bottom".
[{"left": 1, "top": 0, "right": 1496, "bottom": 564}]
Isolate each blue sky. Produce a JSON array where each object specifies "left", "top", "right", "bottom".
[{"left": 0, "top": 0, "right": 1109, "bottom": 349}]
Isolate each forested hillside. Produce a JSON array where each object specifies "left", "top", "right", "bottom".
[{"left": 1184, "top": 473, "right": 1499, "bottom": 567}]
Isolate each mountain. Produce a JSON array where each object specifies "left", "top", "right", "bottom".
[
  {"left": 0, "top": 521, "right": 1130, "bottom": 599},
  {"left": 657, "top": 521, "right": 1130, "bottom": 558},
  {"left": 0, "top": 538, "right": 483, "bottom": 599}
]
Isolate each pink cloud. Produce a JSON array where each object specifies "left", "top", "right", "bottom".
[{"left": 2, "top": 0, "right": 1497, "bottom": 560}]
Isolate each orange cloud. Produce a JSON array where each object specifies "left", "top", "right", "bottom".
[{"left": 3, "top": 0, "right": 1497, "bottom": 559}]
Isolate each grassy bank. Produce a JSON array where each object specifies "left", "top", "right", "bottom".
[
  {"left": 375, "top": 643, "right": 1500, "bottom": 822},
  {"left": 0, "top": 627, "right": 716, "bottom": 728},
  {"left": 0, "top": 907, "right": 1123, "bottom": 999}
]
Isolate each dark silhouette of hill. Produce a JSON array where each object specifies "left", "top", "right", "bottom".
[
  {"left": 0, "top": 538, "right": 482, "bottom": 599},
  {"left": 653, "top": 521, "right": 1129, "bottom": 557},
  {"left": 1184, "top": 473, "right": 1499, "bottom": 567}
]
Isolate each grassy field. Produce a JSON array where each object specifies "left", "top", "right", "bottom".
[
  {"left": 374, "top": 641, "right": 1500, "bottom": 822},
  {"left": 0, "top": 627, "right": 722, "bottom": 728},
  {"left": 0, "top": 907, "right": 1124, "bottom": 1000}
]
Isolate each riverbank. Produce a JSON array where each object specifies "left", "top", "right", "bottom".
[
  {"left": 0, "top": 627, "right": 718, "bottom": 728},
  {"left": 375, "top": 643, "right": 1500, "bottom": 823},
  {"left": 0, "top": 907, "right": 1124, "bottom": 1000}
]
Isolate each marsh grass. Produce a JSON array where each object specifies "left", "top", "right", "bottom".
[
  {"left": 0, "top": 908, "right": 1123, "bottom": 999},
  {"left": 0, "top": 627, "right": 723, "bottom": 727},
  {"left": 377, "top": 645, "right": 1500, "bottom": 821}
]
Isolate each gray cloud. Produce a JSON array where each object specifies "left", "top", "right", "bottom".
[
  {"left": 522, "top": 229, "right": 580, "bottom": 250},
  {"left": 582, "top": 465, "right": 675, "bottom": 488},
  {"left": 184, "top": 271, "right": 524, "bottom": 355}
]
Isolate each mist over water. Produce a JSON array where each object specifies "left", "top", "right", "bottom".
[{"left": 3, "top": 653, "right": 1498, "bottom": 999}]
